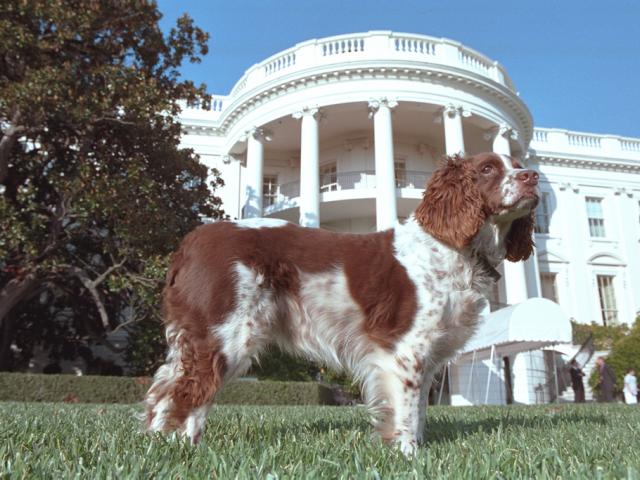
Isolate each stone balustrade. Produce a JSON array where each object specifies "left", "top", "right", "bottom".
[
  {"left": 531, "top": 127, "right": 640, "bottom": 160},
  {"left": 183, "top": 31, "right": 516, "bottom": 117}
]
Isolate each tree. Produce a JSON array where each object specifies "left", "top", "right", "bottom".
[
  {"left": 0, "top": 1, "right": 224, "bottom": 371},
  {"left": 589, "top": 316, "right": 640, "bottom": 396}
]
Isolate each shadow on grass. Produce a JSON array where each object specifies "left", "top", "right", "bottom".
[
  {"left": 422, "top": 407, "right": 610, "bottom": 445},
  {"left": 256, "top": 405, "right": 611, "bottom": 445}
]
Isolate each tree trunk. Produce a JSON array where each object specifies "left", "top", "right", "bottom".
[
  {"left": 0, "top": 312, "right": 16, "bottom": 371},
  {"left": 0, "top": 275, "right": 41, "bottom": 370},
  {"left": 0, "top": 274, "right": 40, "bottom": 331},
  {"left": 0, "top": 110, "right": 24, "bottom": 185}
]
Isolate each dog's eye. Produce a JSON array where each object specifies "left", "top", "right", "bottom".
[{"left": 481, "top": 164, "right": 494, "bottom": 175}]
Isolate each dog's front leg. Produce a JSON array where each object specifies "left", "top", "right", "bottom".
[
  {"left": 371, "top": 367, "right": 424, "bottom": 457},
  {"left": 416, "top": 371, "right": 433, "bottom": 444}
]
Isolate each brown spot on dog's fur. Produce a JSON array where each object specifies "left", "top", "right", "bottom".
[{"left": 160, "top": 222, "right": 417, "bottom": 351}]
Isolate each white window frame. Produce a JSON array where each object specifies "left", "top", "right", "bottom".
[
  {"left": 262, "top": 174, "right": 279, "bottom": 207},
  {"left": 585, "top": 196, "right": 606, "bottom": 238},
  {"left": 595, "top": 273, "right": 618, "bottom": 326},
  {"left": 534, "top": 191, "right": 551, "bottom": 234},
  {"left": 320, "top": 162, "right": 338, "bottom": 193},
  {"left": 540, "top": 272, "right": 558, "bottom": 303},
  {"left": 394, "top": 160, "right": 407, "bottom": 188}
]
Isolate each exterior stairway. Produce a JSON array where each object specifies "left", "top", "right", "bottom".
[{"left": 559, "top": 350, "right": 609, "bottom": 402}]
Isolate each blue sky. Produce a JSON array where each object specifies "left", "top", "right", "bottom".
[{"left": 157, "top": 0, "right": 640, "bottom": 138}]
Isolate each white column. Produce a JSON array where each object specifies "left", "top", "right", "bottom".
[
  {"left": 243, "top": 128, "right": 269, "bottom": 218},
  {"left": 369, "top": 98, "right": 398, "bottom": 231},
  {"left": 442, "top": 104, "right": 467, "bottom": 155},
  {"left": 492, "top": 124, "right": 513, "bottom": 156},
  {"left": 293, "top": 107, "right": 321, "bottom": 227},
  {"left": 492, "top": 125, "right": 529, "bottom": 304}
]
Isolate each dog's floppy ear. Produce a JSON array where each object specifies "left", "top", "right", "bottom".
[
  {"left": 505, "top": 211, "right": 535, "bottom": 261},
  {"left": 415, "top": 155, "right": 485, "bottom": 250}
]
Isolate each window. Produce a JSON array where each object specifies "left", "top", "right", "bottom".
[
  {"left": 540, "top": 273, "right": 558, "bottom": 303},
  {"left": 596, "top": 274, "right": 618, "bottom": 325},
  {"left": 262, "top": 175, "right": 278, "bottom": 207},
  {"left": 394, "top": 161, "right": 407, "bottom": 188},
  {"left": 585, "top": 197, "right": 606, "bottom": 238},
  {"left": 534, "top": 192, "right": 551, "bottom": 234},
  {"left": 320, "top": 163, "right": 338, "bottom": 192}
]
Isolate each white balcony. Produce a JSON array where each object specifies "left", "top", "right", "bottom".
[{"left": 263, "top": 169, "right": 431, "bottom": 223}]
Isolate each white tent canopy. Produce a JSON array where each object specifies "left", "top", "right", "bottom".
[{"left": 458, "top": 297, "right": 572, "bottom": 361}]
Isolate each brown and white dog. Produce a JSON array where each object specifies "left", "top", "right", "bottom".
[{"left": 144, "top": 152, "right": 539, "bottom": 455}]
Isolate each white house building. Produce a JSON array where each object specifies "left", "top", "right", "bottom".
[{"left": 178, "top": 31, "right": 640, "bottom": 404}]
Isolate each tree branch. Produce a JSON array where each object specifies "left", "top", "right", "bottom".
[
  {"left": 0, "top": 109, "right": 25, "bottom": 184},
  {"left": 93, "top": 259, "right": 126, "bottom": 286},
  {"left": 69, "top": 266, "right": 111, "bottom": 330}
]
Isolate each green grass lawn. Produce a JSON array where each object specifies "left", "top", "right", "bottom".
[{"left": 1, "top": 402, "right": 639, "bottom": 479}]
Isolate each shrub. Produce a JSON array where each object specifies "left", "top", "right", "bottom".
[
  {"left": 251, "top": 348, "right": 318, "bottom": 382},
  {"left": 0, "top": 373, "right": 335, "bottom": 405},
  {"left": 571, "top": 320, "right": 629, "bottom": 350},
  {"left": 588, "top": 316, "right": 640, "bottom": 396}
]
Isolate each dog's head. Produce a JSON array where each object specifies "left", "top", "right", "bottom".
[{"left": 415, "top": 153, "right": 539, "bottom": 261}]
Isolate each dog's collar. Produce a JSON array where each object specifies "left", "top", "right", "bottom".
[{"left": 475, "top": 254, "right": 502, "bottom": 283}]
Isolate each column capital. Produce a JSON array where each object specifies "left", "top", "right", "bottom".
[
  {"left": 433, "top": 104, "right": 471, "bottom": 123},
  {"left": 368, "top": 97, "right": 398, "bottom": 117},
  {"left": 292, "top": 106, "right": 324, "bottom": 120},
  {"left": 242, "top": 127, "right": 273, "bottom": 143},
  {"left": 559, "top": 182, "right": 580, "bottom": 193},
  {"left": 484, "top": 124, "right": 518, "bottom": 142},
  {"left": 221, "top": 154, "right": 240, "bottom": 164},
  {"left": 614, "top": 186, "right": 634, "bottom": 198}
]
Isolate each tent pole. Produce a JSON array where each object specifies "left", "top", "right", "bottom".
[
  {"left": 485, "top": 345, "right": 495, "bottom": 404},
  {"left": 437, "top": 364, "right": 446, "bottom": 405},
  {"left": 552, "top": 351, "right": 559, "bottom": 403},
  {"left": 447, "top": 361, "right": 452, "bottom": 405},
  {"left": 466, "top": 350, "right": 477, "bottom": 401}
]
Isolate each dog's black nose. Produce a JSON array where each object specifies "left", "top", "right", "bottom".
[{"left": 516, "top": 169, "right": 539, "bottom": 186}]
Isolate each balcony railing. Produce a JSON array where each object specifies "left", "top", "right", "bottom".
[
  {"left": 265, "top": 170, "right": 432, "bottom": 210},
  {"left": 531, "top": 127, "right": 640, "bottom": 159},
  {"left": 187, "top": 32, "right": 516, "bottom": 114}
]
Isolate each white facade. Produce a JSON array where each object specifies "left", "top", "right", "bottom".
[{"left": 179, "top": 31, "right": 640, "bottom": 331}]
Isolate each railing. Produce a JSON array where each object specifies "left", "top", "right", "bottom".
[
  {"left": 458, "top": 48, "right": 493, "bottom": 78},
  {"left": 567, "top": 133, "right": 601, "bottom": 149},
  {"left": 267, "top": 170, "right": 431, "bottom": 208},
  {"left": 394, "top": 37, "right": 436, "bottom": 55},
  {"left": 320, "top": 37, "right": 365, "bottom": 56},
  {"left": 532, "top": 130, "right": 548, "bottom": 143},
  {"left": 264, "top": 51, "right": 296, "bottom": 76},
  {"left": 221, "top": 31, "right": 517, "bottom": 101},
  {"left": 179, "top": 95, "right": 227, "bottom": 113},
  {"left": 620, "top": 139, "right": 640, "bottom": 152},
  {"left": 531, "top": 127, "right": 640, "bottom": 159}
]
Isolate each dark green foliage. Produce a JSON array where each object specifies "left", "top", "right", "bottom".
[
  {"left": 0, "top": 373, "right": 334, "bottom": 405},
  {"left": 250, "top": 348, "right": 361, "bottom": 401},
  {"left": 589, "top": 316, "right": 640, "bottom": 394},
  {"left": 0, "top": 372, "right": 149, "bottom": 404},
  {"left": 0, "top": 0, "right": 224, "bottom": 371},
  {"left": 219, "top": 381, "right": 335, "bottom": 406},
  {"left": 571, "top": 319, "right": 629, "bottom": 350},
  {"left": 251, "top": 348, "right": 317, "bottom": 382}
]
